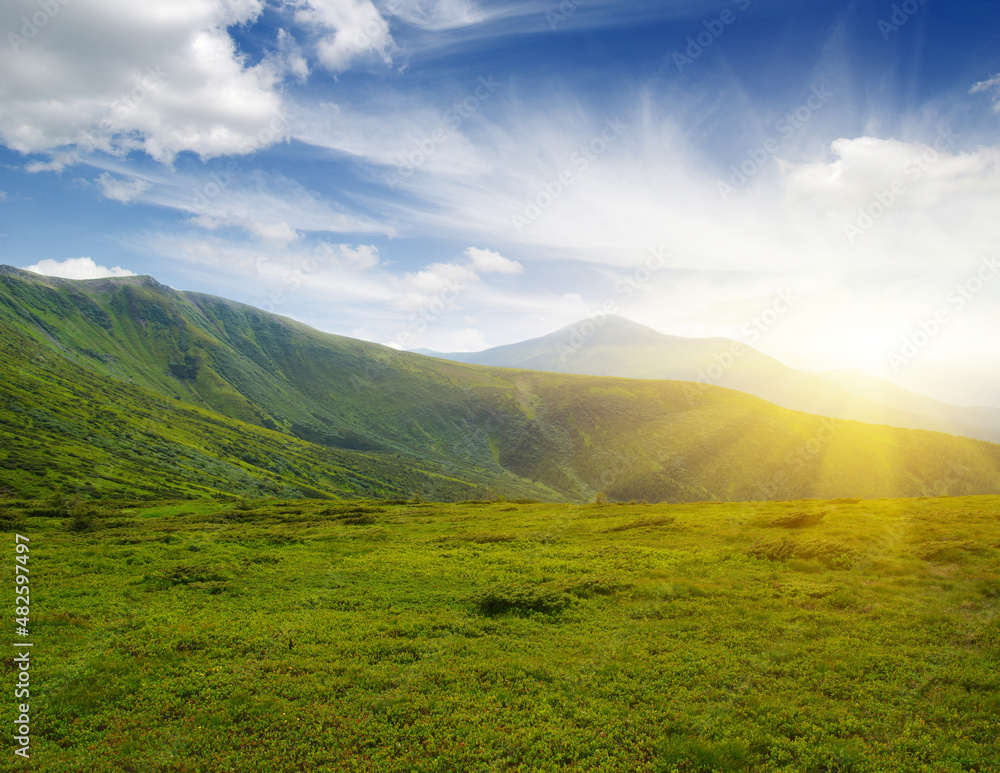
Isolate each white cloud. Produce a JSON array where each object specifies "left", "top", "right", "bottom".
[
  {"left": 386, "top": 246, "right": 520, "bottom": 313},
  {"left": 24, "top": 157, "right": 71, "bottom": 175},
  {"left": 294, "top": 0, "right": 395, "bottom": 72},
  {"left": 337, "top": 243, "right": 380, "bottom": 269},
  {"left": 98, "top": 172, "right": 151, "bottom": 204},
  {"left": 1, "top": 0, "right": 287, "bottom": 163},
  {"left": 465, "top": 246, "right": 522, "bottom": 274},
  {"left": 249, "top": 220, "right": 301, "bottom": 245},
  {"left": 781, "top": 136, "right": 1000, "bottom": 213},
  {"left": 389, "top": 261, "right": 478, "bottom": 311},
  {"left": 189, "top": 213, "right": 301, "bottom": 245},
  {"left": 23, "top": 258, "right": 136, "bottom": 280}
]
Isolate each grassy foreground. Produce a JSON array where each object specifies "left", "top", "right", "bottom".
[{"left": 3, "top": 495, "right": 1000, "bottom": 772}]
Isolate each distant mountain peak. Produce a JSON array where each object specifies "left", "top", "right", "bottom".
[{"left": 551, "top": 314, "right": 668, "bottom": 345}]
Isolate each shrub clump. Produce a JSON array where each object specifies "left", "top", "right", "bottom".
[
  {"left": 606, "top": 515, "right": 676, "bottom": 533},
  {"left": 917, "top": 539, "right": 991, "bottom": 562},
  {"left": 322, "top": 505, "right": 386, "bottom": 516},
  {"left": 747, "top": 537, "right": 856, "bottom": 568},
  {"left": 658, "top": 735, "right": 750, "bottom": 772},
  {"left": 0, "top": 509, "right": 25, "bottom": 532},
  {"left": 340, "top": 514, "right": 378, "bottom": 525},
  {"left": 476, "top": 584, "right": 574, "bottom": 616},
  {"left": 567, "top": 576, "right": 632, "bottom": 598},
  {"left": 144, "top": 564, "right": 229, "bottom": 592},
  {"left": 458, "top": 532, "right": 519, "bottom": 543},
  {"left": 768, "top": 510, "right": 826, "bottom": 529},
  {"left": 323, "top": 505, "right": 385, "bottom": 526}
]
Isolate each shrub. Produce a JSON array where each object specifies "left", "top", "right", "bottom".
[
  {"left": 67, "top": 512, "right": 96, "bottom": 532},
  {"left": 458, "top": 532, "right": 519, "bottom": 543},
  {"left": 322, "top": 505, "right": 384, "bottom": 525},
  {"left": 262, "top": 532, "right": 303, "bottom": 546},
  {"left": 65, "top": 497, "right": 98, "bottom": 532},
  {"left": 747, "top": 537, "right": 856, "bottom": 568},
  {"left": 322, "top": 506, "right": 386, "bottom": 516},
  {"left": 768, "top": 510, "right": 826, "bottom": 529},
  {"left": 917, "top": 539, "right": 991, "bottom": 562},
  {"left": 476, "top": 584, "right": 574, "bottom": 616},
  {"left": 24, "top": 507, "right": 67, "bottom": 518},
  {"left": 567, "top": 576, "right": 632, "bottom": 598},
  {"left": 0, "top": 510, "right": 24, "bottom": 532},
  {"left": 144, "top": 564, "right": 229, "bottom": 592},
  {"left": 658, "top": 736, "right": 750, "bottom": 772},
  {"left": 340, "top": 515, "right": 377, "bottom": 525},
  {"left": 606, "top": 515, "right": 676, "bottom": 532}
]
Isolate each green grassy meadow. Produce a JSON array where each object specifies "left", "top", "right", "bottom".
[{"left": 4, "top": 494, "right": 999, "bottom": 772}]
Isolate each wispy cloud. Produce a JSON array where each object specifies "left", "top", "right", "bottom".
[
  {"left": 97, "top": 172, "right": 151, "bottom": 204},
  {"left": 970, "top": 74, "right": 1000, "bottom": 112}
]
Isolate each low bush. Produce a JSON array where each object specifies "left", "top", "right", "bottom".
[
  {"left": 768, "top": 510, "right": 826, "bottom": 528},
  {"left": 568, "top": 576, "right": 632, "bottom": 598},
  {"left": 143, "top": 564, "right": 230, "bottom": 592},
  {"left": 657, "top": 736, "right": 750, "bottom": 772},
  {"left": 458, "top": 532, "right": 519, "bottom": 543},
  {"left": 606, "top": 515, "right": 676, "bottom": 533},
  {"left": 917, "top": 539, "right": 991, "bottom": 562},
  {"left": 747, "top": 537, "right": 856, "bottom": 568},
  {"left": 476, "top": 584, "right": 574, "bottom": 616}
]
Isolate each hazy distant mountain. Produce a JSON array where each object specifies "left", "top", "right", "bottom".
[{"left": 430, "top": 315, "right": 1000, "bottom": 444}]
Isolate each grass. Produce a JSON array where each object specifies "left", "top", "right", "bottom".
[{"left": 4, "top": 494, "right": 999, "bottom": 772}]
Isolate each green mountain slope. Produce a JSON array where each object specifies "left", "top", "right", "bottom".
[
  {"left": 2, "top": 266, "right": 1000, "bottom": 503},
  {"left": 0, "top": 321, "right": 524, "bottom": 502},
  {"left": 432, "top": 315, "right": 1000, "bottom": 443}
]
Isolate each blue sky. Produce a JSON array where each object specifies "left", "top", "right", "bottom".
[{"left": 1, "top": 0, "right": 999, "bottom": 406}]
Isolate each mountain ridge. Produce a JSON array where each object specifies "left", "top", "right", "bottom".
[{"left": 2, "top": 267, "right": 1000, "bottom": 503}]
